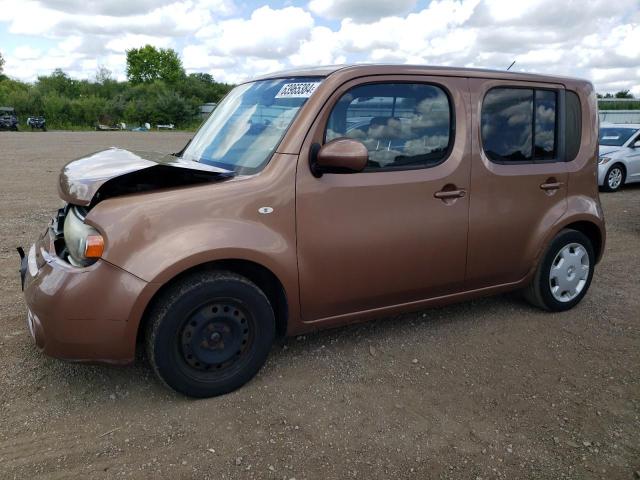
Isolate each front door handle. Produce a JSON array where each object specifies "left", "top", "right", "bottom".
[
  {"left": 540, "top": 181, "right": 564, "bottom": 191},
  {"left": 434, "top": 189, "right": 466, "bottom": 199}
]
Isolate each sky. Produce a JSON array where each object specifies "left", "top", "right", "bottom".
[{"left": 0, "top": 0, "right": 639, "bottom": 95}]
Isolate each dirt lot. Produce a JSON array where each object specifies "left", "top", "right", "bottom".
[{"left": 0, "top": 131, "right": 638, "bottom": 479}]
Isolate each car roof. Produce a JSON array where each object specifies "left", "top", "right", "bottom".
[
  {"left": 252, "top": 64, "right": 590, "bottom": 87},
  {"left": 600, "top": 123, "right": 640, "bottom": 129}
]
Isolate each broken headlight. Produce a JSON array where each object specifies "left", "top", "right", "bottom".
[{"left": 63, "top": 206, "right": 104, "bottom": 267}]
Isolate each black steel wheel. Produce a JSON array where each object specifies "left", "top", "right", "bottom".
[
  {"left": 146, "top": 270, "right": 275, "bottom": 398},
  {"left": 178, "top": 300, "right": 253, "bottom": 373}
]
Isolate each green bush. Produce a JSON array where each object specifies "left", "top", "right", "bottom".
[{"left": 0, "top": 67, "right": 232, "bottom": 130}]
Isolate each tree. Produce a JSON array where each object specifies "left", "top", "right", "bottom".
[
  {"left": 0, "top": 51, "right": 5, "bottom": 75},
  {"left": 614, "top": 90, "right": 634, "bottom": 99},
  {"left": 0, "top": 55, "right": 232, "bottom": 129},
  {"left": 95, "top": 65, "right": 112, "bottom": 84},
  {"left": 178, "top": 73, "right": 233, "bottom": 104},
  {"left": 36, "top": 69, "right": 80, "bottom": 97},
  {"left": 126, "top": 45, "right": 185, "bottom": 84}
]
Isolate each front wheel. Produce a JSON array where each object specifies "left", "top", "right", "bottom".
[
  {"left": 601, "top": 164, "right": 625, "bottom": 192},
  {"left": 146, "top": 270, "right": 275, "bottom": 398},
  {"left": 524, "top": 229, "right": 595, "bottom": 312}
]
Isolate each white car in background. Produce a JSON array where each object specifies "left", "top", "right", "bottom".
[{"left": 598, "top": 124, "right": 640, "bottom": 192}]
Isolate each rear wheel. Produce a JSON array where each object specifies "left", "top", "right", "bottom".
[
  {"left": 602, "top": 164, "right": 625, "bottom": 192},
  {"left": 524, "top": 229, "right": 595, "bottom": 312},
  {"left": 146, "top": 270, "right": 275, "bottom": 398}
]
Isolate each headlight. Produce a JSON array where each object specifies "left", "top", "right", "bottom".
[
  {"left": 598, "top": 156, "right": 611, "bottom": 165},
  {"left": 63, "top": 206, "right": 104, "bottom": 267}
]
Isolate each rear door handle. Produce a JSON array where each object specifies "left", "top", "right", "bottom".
[
  {"left": 540, "top": 182, "right": 564, "bottom": 191},
  {"left": 434, "top": 189, "right": 466, "bottom": 199}
]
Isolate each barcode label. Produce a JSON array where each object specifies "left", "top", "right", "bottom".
[{"left": 275, "top": 82, "right": 321, "bottom": 99}]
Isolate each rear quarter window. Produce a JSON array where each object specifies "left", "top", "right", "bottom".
[
  {"left": 481, "top": 87, "right": 559, "bottom": 164},
  {"left": 565, "top": 91, "right": 582, "bottom": 161}
]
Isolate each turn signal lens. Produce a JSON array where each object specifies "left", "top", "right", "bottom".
[{"left": 84, "top": 235, "right": 104, "bottom": 259}]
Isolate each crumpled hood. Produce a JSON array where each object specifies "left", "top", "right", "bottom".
[
  {"left": 598, "top": 145, "right": 622, "bottom": 156},
  {"left": 59, "top": 148, "right": 233, "bottom": 206}
]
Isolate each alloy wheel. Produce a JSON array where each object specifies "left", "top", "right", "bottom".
[{"left": 607, "top": 167, "right": 623, "bottom": 190}]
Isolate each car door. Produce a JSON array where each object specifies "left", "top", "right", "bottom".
[
  {"left": 623, "top": 131, "right": 640, "bottom": 182},
  {"left": 295, "top": 76, "right": 471, "bottom": 323},
  {"left": 466, "top": 79, "right": 569, "bottom": 289}
]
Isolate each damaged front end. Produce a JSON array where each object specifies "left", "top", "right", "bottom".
[
  {"left": 43, "top": 147, "right": 234, "bottom": 268},
  {"left": 17, "top": 147, "right": 235, "bottom": 362},
  {"left": 18, "top": 204, "right": 100, "bottom": 275},
  {"left": 50, "top": 204, "right": 100, "bottom": 267},
  {"left": 59, "top": 147, "right": 234, "bottom": 207}
]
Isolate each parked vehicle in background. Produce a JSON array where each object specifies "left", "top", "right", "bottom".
[
  {"left": 96, "top": 122, "right": 126, "bottom": 131},
  {"left": 27, "top": 116, "right": 47, "bottom": 131},
  {"left": 598, "top": 124, "right": 640, "bottom": 192},
  {"left": 19, "top": 65, "right": 605, "bottom": 398},
  {"left": 130, "top": 123, "right": 152, "bottom": 131},
  {"left": 0, "top": 107, "right": 18, "bottom": 131}
]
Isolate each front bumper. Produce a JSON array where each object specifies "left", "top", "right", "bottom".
[
  {"left": 597, "top": 163, "right": 608, "bottom": 186},
  {"left": 20, "top": 226, "right": 149, "bottom": 364}
]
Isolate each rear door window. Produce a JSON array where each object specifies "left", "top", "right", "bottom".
[
  {"left": 534, "top": 90, "right": 557, "bottom": 160},
  {"left": 482, "top": 87, "right": 558, "bottom": 163}
]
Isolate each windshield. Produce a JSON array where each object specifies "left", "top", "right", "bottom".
[
  {"left": 599, "top": 127, "right": 638, "bottom": 146},
  {"left": 181, "top": 77, "right": 323, "bottom": 174}
]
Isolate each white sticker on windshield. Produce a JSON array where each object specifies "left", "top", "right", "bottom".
[
  {"left": 275, "top": 82, "right": 321, "bottom": 99},
  {"left": 602, "top": 136, "right": 619, "bottom": 140}
]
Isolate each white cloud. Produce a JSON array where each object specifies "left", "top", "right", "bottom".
[
  {"left": 13, "top": 46, "right": 42, "bottom": 60},
  {"left": 36, "top": 0, "right": 181, "bottom": 16},
  {"left": 308, "top": 0, "right": 478, "bottom": 66},
  {"left": 515, "top": 48, "right": 564, "bottom": 66},
  {"left": 0, "top": 0, "right": 638, "bottom": 94},
  {"left": 308, "top": 0, "right": 417, "bottom": 22},
  {"left": 198, "top": 6, "right": 314, "bottom": 59},
  {"left": 0, "top": 0, "right": 63, "bottom": 34},
  {"left": 182, "top": 45, "right": 235, "bottom": 70},
  {"left": 289, "top": 26, "right": 345, "bottom": 66},
  {"left": 105, "top": 34, "right": 173, "bottom": 53}
]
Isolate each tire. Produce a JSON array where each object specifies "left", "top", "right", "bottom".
[
  {"left": 145, "top": 270, "right": 275, "bottom": 398},
  {"left": 601, "top": 164, "right": 625, "bottom": 192},
  {"left": 524, "top": 229, "right": 595, "bottom": 312}
]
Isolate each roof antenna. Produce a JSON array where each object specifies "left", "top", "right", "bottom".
[{"left": 506, "top": 60, "right": 516, "bottom": 71}]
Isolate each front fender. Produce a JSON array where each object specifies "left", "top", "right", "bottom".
[
  {"left": 106, "top": 218, "right": 294, "bottom": 286},
  {"left": 84, "top": 153, "right": 299, "bottom": 335}
]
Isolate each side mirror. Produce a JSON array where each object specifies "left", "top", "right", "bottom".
[
  {"left": 633, "top": 140, "right": 640, "bottom": 148},
  {"left": 310, "top": 138, "right": 368, "bottom": 177}
]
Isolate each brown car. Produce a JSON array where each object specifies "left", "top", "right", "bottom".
[{"left": 19, "top": 65, "right": 605, "bottom": 397}]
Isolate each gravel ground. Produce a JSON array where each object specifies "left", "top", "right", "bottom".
[{"left": 0, "top": 131, "right": 639, "bottom": 480}]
